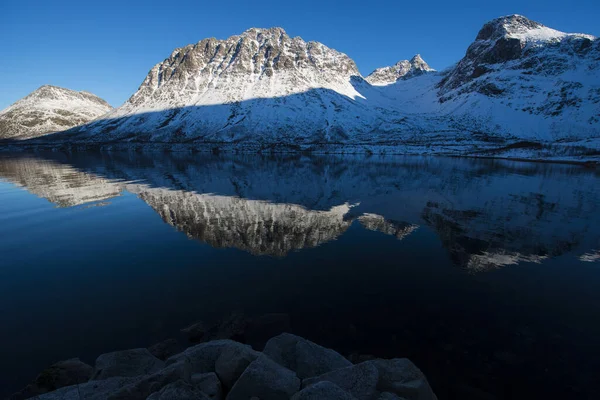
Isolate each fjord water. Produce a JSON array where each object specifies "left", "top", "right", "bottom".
[{"left": 1, "top": 152, "right": 599, "bottom": 399}]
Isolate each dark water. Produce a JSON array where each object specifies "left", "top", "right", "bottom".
[{"left": 1, "top": 151, "right": 599, "bottom": 399}]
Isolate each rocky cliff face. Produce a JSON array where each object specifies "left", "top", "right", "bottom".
[
  {"left": 0, "top": 85, "right": 112, "bottom": 140},
  {"left": 365, "top": 55, "right": 434, "bottom": 86}
]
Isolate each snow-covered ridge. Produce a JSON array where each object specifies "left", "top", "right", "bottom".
[
  {"left": 0, "top": 85, "right": 112, "bottom": 140},
  {"left": 366, "top": 55, "right": 435, "bottom": 86}
]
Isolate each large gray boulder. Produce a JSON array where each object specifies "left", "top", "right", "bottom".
[
  {"left": 191, "top": 372, "right": 223, "bottom": 400},
  {"left": 9, "top": 358, "right": 93, "bottom": 399},
  {"left": 263, "top": 333, "right": 352, "bottom": 379},
  {"left": 291, "top": 381, "right": 358, "bottom": 400},
  {"left": 226, "top": 354, "right": 301, "bottom": 400},
  {"left": 35, "top": 377, "right": 140, "bottom": 400},
  {"left": 105, "top": 359, "right": 191, "bottom": 400},
  {"left": 166, "top": 340, "right": 258, "bottom": 376},
  {"left": 91, "top": 348, "right": 164, "bottom": 380},
  {"left": 146, "top": 380, "right": 210, "bottom": 400},
  {"left": 215, "top": 343, "right": 260, "bottom": 389},
  {"left": 302, "top": 361, "right": 379, "bottom": 400}
]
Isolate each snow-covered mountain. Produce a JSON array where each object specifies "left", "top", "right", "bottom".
[
  {"left": 365, "top": 55, "right": 434, "bottom": 86},
  {"left": 43, "top": 15, "right": 600, "bottom": 158},
  {"left": 434, "top": 14, "right": 600, "bottom": 141},
  {"left": 62, "top": 27, "right": 394, "bottom": 143},
  {"left": 0, "top": 85, "right": 112, "bottom": 140}
]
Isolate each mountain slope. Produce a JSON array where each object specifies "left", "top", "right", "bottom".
[{"left": 0, "top": 85, "right": 112, "bottom": 140}]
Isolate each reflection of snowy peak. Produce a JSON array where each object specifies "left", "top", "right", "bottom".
[
  {"left": 1, "top": 153, "right": 598, "bottom": 270},
  {"left": 358, "top": 213, "right": 419, "bottom": 239},
  {"left": 0, "top": 85, "right": 111, "bottom": 140},
  {"left": 0, "top": 157, "right": 121, "bottom": 207},
  {"left": 134, "top": 187, "right": 355, "bottom": 256}
]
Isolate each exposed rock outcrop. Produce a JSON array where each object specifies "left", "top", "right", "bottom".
[{"left": 24, "top": 334, "right": 436, "bottom": 400}]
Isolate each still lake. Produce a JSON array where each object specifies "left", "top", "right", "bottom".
[{"left": 1, "top": 151, "right": 599, "bottom": 399}]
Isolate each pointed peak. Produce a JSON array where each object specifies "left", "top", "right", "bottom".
[{"left": 410, "top": 54, "right": 424, "bottom": 63}]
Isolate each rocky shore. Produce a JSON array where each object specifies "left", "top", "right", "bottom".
[{"left": 11, "top": 333, "right": 436, "bottom": 400}]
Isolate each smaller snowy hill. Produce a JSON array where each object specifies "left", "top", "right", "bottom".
[
  {"left": 366, "top": 55, "right": 435, "bottom": 86},
  {"left": 0, "top": 85, "right": 112, "bottom": 140}
]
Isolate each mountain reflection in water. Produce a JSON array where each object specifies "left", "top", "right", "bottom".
[
  {"left": 0, "top": 152, "right": 598, "bottom": 269},
  {"left": 1, "top": 152, "right": 600, "bottom": 400}
]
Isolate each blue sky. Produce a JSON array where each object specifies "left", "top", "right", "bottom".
[{"left": 1, "top": 0, "right": 599, "bottom": 109}]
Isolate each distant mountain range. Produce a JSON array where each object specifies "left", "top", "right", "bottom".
[{"left": 1, "top": 15, "right": 598, "bottom": 159}]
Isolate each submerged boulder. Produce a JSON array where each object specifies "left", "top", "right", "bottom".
[
  {"left": 148, "top": 338, "right": 182, "bottom": 361},
  {"left": 35, "top": 377, "right": 140, "bottom": 400},
  {"left": 91, "top": 348, "right": 164, "bottom": 380},
  {"left": 263, "top": 333, "right": 352, "bottom": 379},
  {"left": 9, "top": 358, "right": 93, "bottom": 399}
]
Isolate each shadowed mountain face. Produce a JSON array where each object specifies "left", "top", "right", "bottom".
[{"left": 1, "top": 152, "right": 598, "bottom": 269}]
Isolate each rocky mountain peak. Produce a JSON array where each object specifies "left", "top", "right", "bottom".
[
  {"left": 437, "top": 14, "right": 598, "bottom": 96},
  {"left": 365, "top": 54, "right": 434, "bottom": 86},
  {"left": 475, "top": 15, "right": 543, "bottom": 41},
  {"left": 123, "top": 27, "right": 361, "bottom": 110}
]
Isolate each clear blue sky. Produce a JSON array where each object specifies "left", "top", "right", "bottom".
[{"left": 1, "top": 0, "right": 598, "bottom": 109}]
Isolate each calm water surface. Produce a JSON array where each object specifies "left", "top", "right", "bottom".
[{"left": 1, "top": 152, "right": 599, "bottom": 399}]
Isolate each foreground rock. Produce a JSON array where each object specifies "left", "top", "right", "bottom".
[
  {"left": 91, "top": 348, "right": 165, "bottom": 380},
  {"left": 263, "top": 333, "right": 353, "bottom": 379},
  {"left": 26, "top": 333, "right": 436, "bottom": 400}
]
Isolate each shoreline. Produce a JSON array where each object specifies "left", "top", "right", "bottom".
[{"left": 1, "top": 140, "right": 598, "bottom": 167}]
